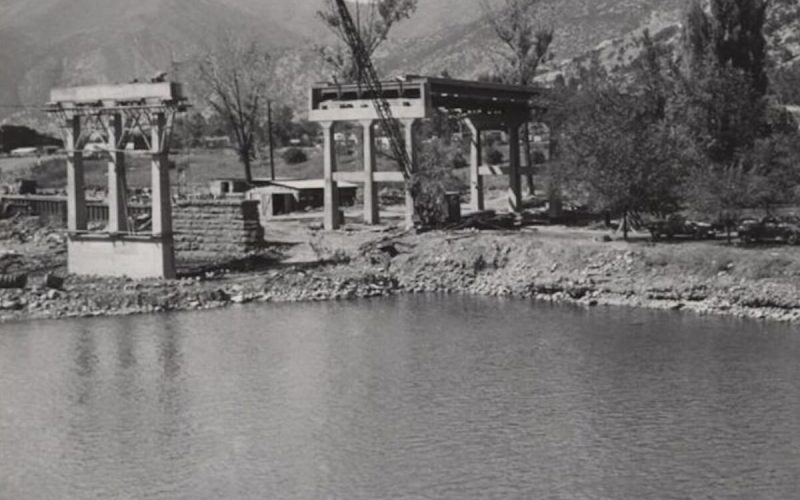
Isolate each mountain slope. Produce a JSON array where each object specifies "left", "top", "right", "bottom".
[
  {"left": 1, "top": 0, "right": 798, "bottom": 126},
  {"left": 0, "top": 0, "right": 301, "bottom": 119}
]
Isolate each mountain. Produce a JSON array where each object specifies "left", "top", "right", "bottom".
[
  {"left": 0, "top": 0, "right": 301, "bottom": 121},
  {"left": 1, "top": 0, "right": 798, "bottom": 128}
]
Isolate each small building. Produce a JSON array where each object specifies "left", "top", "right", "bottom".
[
  {"left": 203, "top": 136, "right": 232, "bottom": 149},
  {"left": 10, "top": 147, "right": 38, "bottom": 157},
  {"left": 209, "top": 178, "right": 250, "bottom": 197},
  {"left": 247, "top": 179, "right": 358, "bottom": 222}
]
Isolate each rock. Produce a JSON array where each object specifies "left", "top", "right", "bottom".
[
  {"left": 231, "top": 294, "right": 246, "bottom": 304},
  {"left": 0, "top": 299, "right": 22, "bottom": 311}
]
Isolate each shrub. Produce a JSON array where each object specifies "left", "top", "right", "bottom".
[
  {"left": 282, "top": 147, "right": 308, "bottom": 164},
  {"left": 411, "top": 140, "right": 467, "bottom": 227},
  {"left": 485, "top": 148, "right": 504, "bottom": 165}
]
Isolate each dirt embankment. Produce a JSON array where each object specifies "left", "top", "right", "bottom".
[{"left": 2, "top": 217, "right": 800, "bottom": 323}]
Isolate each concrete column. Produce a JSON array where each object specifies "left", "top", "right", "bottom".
[
  {"left": 465, "top": 118, "right": 484, "bottom": 212},
  {"left": 151, "top": 113, "right": 172, "bottom": 236},
  {"left": 360, "top": 119, "right": 379, "bottom": 225},
  {"left": 507, "top": 121, "right": 522, "bottom": 213},
  {"left": 107, "top": 113, "right": 127, "bottom": 233},
  {"left": 65, "top": 115, "right": 87, "bottom": 232},
  {"left": 150, "top": 112, "right": 176, "bottom": 279},
  {"left": 401, "top": 118, "right": 417, "bottom": 230},
  {"left": 321, "top": 121, "right": 340, "bottom": 230}
]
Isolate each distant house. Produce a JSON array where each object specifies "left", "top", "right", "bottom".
[
  {"left": 209, "top": 178, "right": 250, "bottom": 197},
  {"left": 203, "top": 136, "right": 232, "bottom": 149},
  {"left": 247, "top": 179, "right": 358, "bottom": 222},
  {"left": 10, "top": 147, "right": 38, "bottom": 157}
]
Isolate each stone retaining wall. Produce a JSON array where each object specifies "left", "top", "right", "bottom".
[{"left": 173, "top": 199, "right": 264, "bottom": 257}]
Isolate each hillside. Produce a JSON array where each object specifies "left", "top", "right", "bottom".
[
  {"left": 0, "top": 0, "right": 301, "bottom": 121},
  {"left": 1, "top": 0, "right": 799, "bottom": 128}
]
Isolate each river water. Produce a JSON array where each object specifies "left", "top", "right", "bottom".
[{"left": 2, "top": 296, "right": 800, "bottom": 499}]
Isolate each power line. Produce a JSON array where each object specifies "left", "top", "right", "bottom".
[{"left": 0, "top": 103, "right": 46, "bottom": 110}]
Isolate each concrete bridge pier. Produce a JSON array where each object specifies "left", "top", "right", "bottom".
[
  {"left": 507, "top": 120, "right": 523, "bottom": 214},
  {"left": 360, "top": 119, "right": 379, "bottom": 225},
  {"left": 402, "top": 118, "right": 418, "bottom": 230},
  {"left": 321, "top": 121, "right": 340, "bottom": 231},
  {"left": 465, "top": 118, "right": 484, "bottom": 212},
  {"left": 46, "top": 82, "right": 188, "bottom": 279},
  {"left": 106, "top": 113, "right": 127, "bottom": 234},
  {"left": 65, "top": 114, "right": 87, "bottom": 232}
]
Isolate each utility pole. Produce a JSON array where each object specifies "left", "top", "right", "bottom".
[{"left": 267, "top": 100, "right": 275, "bottom": 180}]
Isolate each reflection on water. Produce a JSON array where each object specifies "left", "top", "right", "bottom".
[{"left": 2, "top": 296, "right": 800, "bottom": 499}]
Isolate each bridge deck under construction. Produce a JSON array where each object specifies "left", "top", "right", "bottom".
[{"left": 308, "top": 75, "right": 549, "bottom": 230}]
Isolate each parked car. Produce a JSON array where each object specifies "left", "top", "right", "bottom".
[
  {"left": 737, "top": 216, "right": 800, "bottom": 245},
  {"left": 648, "top": 215, "right": 715, "bottom": 241}
]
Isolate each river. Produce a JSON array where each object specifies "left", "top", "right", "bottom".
[{"left": 2, "top": 296, "right": 800, "bottom": 499}]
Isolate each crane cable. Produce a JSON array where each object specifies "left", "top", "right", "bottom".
[{"left": 331, "top": 0, "right": 412, "bottom": 181}]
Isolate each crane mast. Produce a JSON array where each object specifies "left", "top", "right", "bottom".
[{"left": 331, "top": 0, "right": 412, "bottom": 180}]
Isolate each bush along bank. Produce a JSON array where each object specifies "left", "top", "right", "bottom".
[{"left": 3, "top": 230, "right": 800, "bottom": 323}]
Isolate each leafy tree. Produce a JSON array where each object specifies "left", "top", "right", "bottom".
[
  {"left": 771, "top": 63, "right": 800, "bottom": 105},
  {"left": 282, "top": 147, "right": 309, "bottom": 165},
  {"left": 481, "top": 0, "right": 554, "bottom": 194},
  {"left": 172, "top": 112, "right": 208, "bottom": 149},
  {"left": 410, "top": 139, "right": 467, "bottom": 227},
  {"left": 558, "top": 37, "right": 694, "bottom": 239},
  {"left": 198, "top": 31, "right": 272, "bottom": 183},
  {"left": 317, "top": 0, "right": 417, "bottom": 81},
  {"left": 677, "top": 0, "right": 800, "bottom": 230},
  {"left": 679, "top": 0, "right": 770, "bottom": 163}
]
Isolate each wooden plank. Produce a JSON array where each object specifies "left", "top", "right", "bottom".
[
  {"left": 333, "top": 172, "right": 365, "bottom": 183},
  {"left": 374, "top": 171, "right": 405, "bottom": 183},
  {"left": 479, "top": 165, "right": 536, "bottom": 176}
]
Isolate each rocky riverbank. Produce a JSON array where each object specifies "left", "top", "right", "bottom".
[{"left": 2, "top": 217, "right": 800, "bottom": 324}]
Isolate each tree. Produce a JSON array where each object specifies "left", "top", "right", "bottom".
[
  {"left": 481, "top": 0, "right": 554, "bottom": 195},
  {"left": 771, "top": 63, "right": 800, "bottom": 105},
  {"left": 198, "top": 31, "right": 272, "bottom": 183},
  {"left": 679, "top": 0, "right": 770, "bottom": 163},
  {"left": 558, "top": 37, "right": 694, "bottom": 240},
  {"left": 317, "top": 0, "right": 417, "bottom": 82},
  {"left": 561, "top": 89, "right": 692, "bottom": 239},
  {"left": 675, "top": 0, "right": 800, "bottom": 234},
  {"left": 172, "top": 112, "right": 208, "bottom": 149}
]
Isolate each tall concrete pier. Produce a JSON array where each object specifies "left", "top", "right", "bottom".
[{"left": 46, "top": 82, "right": 188, "bottom": 279}]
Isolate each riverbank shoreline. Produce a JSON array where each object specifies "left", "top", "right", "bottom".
[{"left": 3, "top": 218, "right": 800, "bottom": 324}]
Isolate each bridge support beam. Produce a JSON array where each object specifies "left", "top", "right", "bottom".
[
  {"left": 465, "top": 118, "right": 484, "bottom": 212},
  {"left": 361, "top": 119, "right": 379, "bottom": 225},
  {"left": 402, "top": 118, "right": 417, "bottom": 230},
  {"left": 150, "top": 112, "right": 176, "bottom": 278},
  {"left": 65, "top": 115, "right": 87, "bottom": 232},
  {"left": 321, "top": 121, "right": 340, "bottom": 231},
  {"left": 507, "top": 120, "right": 523, "bottom": 214},
  {"left": 107, "top": 113, "right": 127, "bottom": 233}
]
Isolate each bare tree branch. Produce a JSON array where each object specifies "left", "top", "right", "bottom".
[
  {"left": 198, "top": 30, "right": 272, "bottom": 183},
  {"left": 317, "top": 0, "right": 417, "bottom": 82}
]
